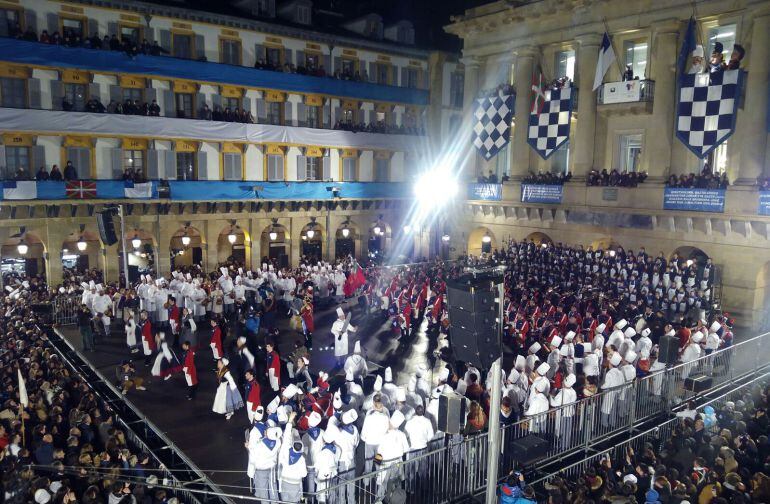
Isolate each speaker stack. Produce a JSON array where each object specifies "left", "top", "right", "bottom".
[
  {"left": 446, "top": 274, "right": 502, "bottom": 369},
  {"left": 96, "top": 209, "right": 118, "bottom": 246},
  {"left": 658, "top": 334, "right": 680, "bottom": 365},
  {"left": 437, "top": 392, "right": 467, "bottom": 434}
]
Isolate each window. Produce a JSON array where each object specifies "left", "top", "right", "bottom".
[
  {"left": 301, "top": 157, "right": 323, "bottom": 181},
  {"left": 66, "top": 147, "right": 91, "bottom": 179},
  {"left": 222, "top": 153, "right": 242, "bottom": 180},
  {"left": 267, "top": 154, "right": 283, "bottom": 180},
  {"left": 176, "top": 152, "right": 196, "bottom": 180},
  {"left": 64, "top": 83, "right": 87, "bottom": 112},
  {"left": 123, "top": 150, "right": 144, "bottom": 177},
  {"left": 0, "top": 77, "right": 26, "bottom": 108},
  {"left": 707, "top": 24, "right": 736, "bottom": 60},
  {"left": 550, "top": 143, "right": 569, "bottom": 174},
  {"left": 175, "top": 93, "right": 194, "bottom": 118},
  {"left": 448, "top": 115, "right": 461, "bottom": 137},
  {"left": 343, "top": 108, "right": 355, "bottom": 123},
  {"left": 305, "top": 54, "right": 318, "bottom": 71},
  {"left": 306, "top": 105, "right": 320, "bottom": 128},
  {"left": 266, "top": 47, "right": 282, "bottom": 68},
  {"left": 375, "top": 63, "right": 390, "bottom": 85},
  {"left": 121, "top": 25, "right": 141, "bottom": 45},
  {"left": 267, "top": 102, "right": 282, "bottom": 125},
  {"left": 375, "top": 111, "right": 386, "bottom": 123},
  {"left": 405, "top": 68, "right": 419, "bottom": 89},
  {"left": 554, "top": 49, "right": 576, "bottom": 81},
  {"left": 365, "top": 19, "right": 381, "bottom": 38},
  {"left": 374, "top": 158, "right": 389, "bottom": 182},
  {"left": 341, "top": 59, "right": 356, "bottom": 75},
  {"left": 619, "top": 134, "right": 642, "bottom": 173},
  {"left": 709, "top": 141, "right": 728, "bottom": 175},
  {"left": 172, "top": 33, "right": 193, "bottom": 59},
  {"left": 495, "top": 144, "right": 510, "bottom": 179},
  {"left": 296, "top": 5, "right": 311, "bottom": 25},
  {"left": 0, "top": 8, "right": 21, "bottom": 37},
  {"left": 220, "top": 39, "right": 242, "bottom": 65},
  {"left": 450, "top": 72, "right": 464, "bottom": 108},
  {"left": 122, "top": 88, "right": 143, "bottom": 103},
  {"left": 342, "top": 157, "right": 356, "bottom": 181},
  {"left": 4, "top": 146, "right": 29, "bottom": 179},
  {"left": 255, "top": 0, "right": 272, "bottom": 16},
  {"left": 62, "top": 18, "right": 85, "bottom": 39},
  {"left": 623, "top": 41, "right": 648, "bottom": 80},
  {"left": 224, "top": 97, "right": 241, "bottom": 111}
]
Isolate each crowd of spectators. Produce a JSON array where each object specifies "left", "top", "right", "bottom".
[
  {"left": 333, "top": 120, "right": 425, "bottom": 135},
  {"left": 666, "top": 166, "right": 730, "bottom": 189},
  {"left": 198, "top": 105, "right": 254, "bottom": 123},
  {"left": 522, "top": 171, "right": 573, "bottom": 185},
  {"left": 587, "top": 169, "right": 648, "bottom": 187}
]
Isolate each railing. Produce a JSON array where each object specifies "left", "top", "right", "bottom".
[
  {"left": 597, "top": 79, "right": 656, "bottom": 105},
  {"left": 52, "top": 293, "right": 80, "bottom": 326},
  {"left": 321, "top": 331, "right": 769, "bottom": 504}
]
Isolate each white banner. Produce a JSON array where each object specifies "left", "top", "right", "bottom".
[{"left": 601, "top": 80, "right": 641, "bottom": 104}]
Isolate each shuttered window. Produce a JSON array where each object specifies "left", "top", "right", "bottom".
[
  {"left": 4, "top": 146, "right": 29, "bottom": 179},
  {"left": 66, "top": 147, "right": 91, "bottom": 179},
  {"left": 222, "top": 152, "right": 241, "bottom": 180},
  {"left": 342, "top": 158, "right": 356, "bottom": 181},
  {"left": 1, "top": 77, "right": 26, "bottom": 108},
  {"left": 267, "top": 154, "right": 283, "bottom": 181},
  {"left": 176, "top": 152, "right": 195, "bottom": 180}
]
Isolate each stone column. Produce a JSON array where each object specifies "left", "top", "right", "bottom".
[
  {"left": 461, "top": 56, "right": 482, "bottom": 179},
  {"left": 733, "top": 13, "right": 770, "bottom": 183},
  {"left": 511, "top": 46, "right": 536, "bottom": 179},
  {"left": 573, "top": 34, "right": 601, "bottom": 177},
  {"left": 203, "top": 219, "right": 220, "bottom": 273},
  {"left": 648, "top": 23, "right": 679, "bottom": 179},
  {"left": 157, "top": 217, "right": 176, "bottom": 277}
]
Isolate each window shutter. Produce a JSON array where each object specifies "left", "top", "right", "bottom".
[
  {"left": 211, "top": 94, "right": 222, "bottom": 109},
  {"left": 333, "top": 57, "right": 341, "bottom": 74},
  {"left": 334, "top": 106, "right": 341, "bottom": 123},
  {"left": 195, "top": 35, "right": 206, "bottom": 60},
  {"left": 322, "top": 103, "right": 330, "bottom": 128},
  {"left": 111, "top": 148, "right": 123, "bottom": 179},
  {"left": 284, "top": 101, "right": 293, "bottom": 126},
  {"left": 163, "top": 90, "right": 175, "bottom": 117},
  {"left": 399, "top": 67, "right": 405, "bottom": 87},
  {"left": 146, "top": 149, "right": 159, "bottom": 180},
  {"left": 88, "top": 82, "right": 101, "bottom": 104},
  {"left": 322, "top": 156, "right": 330, "bottom": 180},
  {"left": 78, "top": 149, "right": 91, "bottom": 179},
  {"left": 0, "top": 16, "right": 7, "bottom": 37},
  {"left": 46, "top": 13, "right": 58, "bottom": 33},
  {"left": 369, "top": 62, "right": 376, "bottom": 82},
  {"left": 165, "top": 150, "right": 176, "bottom": 180},
  {"left": 366, "top": 109, "right": 373, "bottom": 124},
  {"left": 31, "top": 145, "right": 46, "bottom": 173},
  {"left": 160, "top": 30, "right": 172, "bottom": 53},
  {"left": 50, "top": 81, "right": 64, "bottom": 110},
  {"left": 196, "top": 151, "right": 208, "bottom": 179},
  {"left": 255, "top": 44, "right": 265, "bottom": 64},
  {"left": 296, "top": 155, "right": 306, "bottom": 181},
  {"left": 323, "top": 55, "right": 331, "bottom": 72},
  {"left": 0, "top": 146, "right": 5, "bottom": 177},
  {"left": 107, "top": 22, "right": 118, "bottom": 36},
  {"left": 144, "top": 87, "right": 157, "bottom": 105},
  {"left": 109, "top": 85, "right": 122, "bottom": 104},
  {"left": 256, "top": 98, "right": 267, "bottom": 121},
  {"left": 296, "top": 103, "right": 306, "bottom": 127},
  {"left": 28, "top": 79, "right": 42, "bottom": 109},
  {"left": 195, "top": 93, "right": 206, "bottom": 117},
  {"left": 242, "top": 96, "right": 252, "bottom": 116},
  {"left": 87, "top": 18, "right": 98, "bottom": 37},
  {"left": 24, "top": 11, "right": 37, "bottom": 32},
  {"left": 296, "top": 50, "right": 304, "bottom": 67},
  {"left": 284, "top": 48, "right": 293, "bottom": 66},
  {"left": 359, "top": 59, "right": 366, "bottom": 77}
]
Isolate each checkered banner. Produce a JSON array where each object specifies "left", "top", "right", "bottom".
[
  {"left": 472, "top": 91, "right": 515, "bottom": 160},
  {"left": 527, "top": 86, "right": 573, "bottom": 160},
  {"left": 676, "top": 69, "right": 743, "bottom": 158}
]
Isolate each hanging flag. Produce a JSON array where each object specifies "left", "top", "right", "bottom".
[
  {"left": 18, "top": 368, "right": 29, "bottom": 407},
  {"left": 124, "top": 180, "right": 153, "bottom": 199},
  {"left": 677, "top": 17, "right": 696, "bottom": 78},
  {"left": 593, "top": 32, "right": 616, "bottom": 91},
  {"left": 2, "top": 181, "right": 37, "bottom": 200},
  {"left": 472, "top": 89, "right": 515, "bottom": 160},
  {"left": 527, "top": 84, "right": 574, "bottom": 160},
  {"left": 65, "top": 180, "right": 97, "bottom": 199},
  {"left": 530, "top": 66, "right": 547, "bottom": 115}
]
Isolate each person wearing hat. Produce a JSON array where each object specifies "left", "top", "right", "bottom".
[
  {"left": 524, "top": 379, "right": 549, "bottom": 433},
  {"left": 343, "top": 340, "right": 368, "bottom": 384},
  {"left": 689, "top": 45, "right": 705, "bottom": 74},
  {"left": 551, "top": 373, "right": 577, "bottom": 449},
  {"left": 302, "top": 411, "right": 325, "bottom": 494},
  {"left": 375, "top": 410, "right": 410, "bottom": 500},
  {"left": 336, "top": 409, "right": 360, "bottom": 504},
  {"left": 246, "top": 425, "right": 282, "bottom": 501},
  {"left": 315, "top": 425, "right": 341, "bottom": 503},
  {"left": 278, "top": 412, "right": 307, "bottom": 502},
  {"left": 404, "top": 404, "right": 435, "bottom": 490},
  {"left": 361, "top": 393, "right": 390, "bottom": 477},
  {"left": 331, "top": 306, "right": 357, "bottom": 367},
  {"left": 601, "top": 351, "right": 625, "bottom": 428},
  {"left": 212, "top": 358, "right": 244, "bottom": 420},
  {"left": 681, "top": 331, "right": 703, "bottom": 380}
]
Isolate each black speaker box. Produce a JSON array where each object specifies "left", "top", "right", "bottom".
[
  {"left": 446, "top": 276, "right": 501, "bottom": 369},
  {"left": 451, "top": 326, "right": 499, "bottom": 369},
  {"left": 684, "top": 374, "right": 713, "bottom": 393},
  {"left": 509, "top": 434, "right": 548, "bottom": 466},
  {"left": 658, "top": 334, "right": 680, "bottom": 365},
  {"left": 447, "top": 285, "right": 496, "bottom": 313},
  {"left": 438, "top": 392, "right": 466, "bottom": 434},
  {"left": 96, "top": 210, "right": 118, "bottom": 246}
]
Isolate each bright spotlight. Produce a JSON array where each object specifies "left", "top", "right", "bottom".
[
  {"left": 307, "top": 229, "right": 315, "bottom": 239},
  {"left": 181, "top": 234, "right": 191, "bottom": 246},
  {"left": 482, "top": 234, "right": 492, "bottom": 244},
  {"left": 131, "top": 236, "right": 142, "bottom": 249},
  {"left": 77, "top": 239, "right": 87, "bottom": 251},
  {"left": 414, "top": 169, "right": 458, "bottom": 209}
]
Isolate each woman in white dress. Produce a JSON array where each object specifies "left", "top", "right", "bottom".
[{"left": 212, "top": 358, "right": 244, "bottom": 420}]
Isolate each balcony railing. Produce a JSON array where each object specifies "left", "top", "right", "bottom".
[{"left": 597, "top": 79, "right": 655, "bottom": 105}]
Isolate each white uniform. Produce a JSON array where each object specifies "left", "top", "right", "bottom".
[
  {"left": 331, "top": 318, "right": 356, "bottom": 357},
  {"left": 247, "top": 431, "right": 281, "bottom": 501},
  {"left": 343, "top": 353, "right": 368, "bottom": 381},
  {"left": 278, "top": 425, "right": 307, "bottom": 502},
  {"left": 524, "top": 392, "right": 549, "bottom": 433},
  {"left": 404, "top": 414, "right": 435, "bottom": 450},
  {"left": 601, "top": 367, "right": 625, "bottom": 416},
  {"left": 360, "top": 410, "right": 390, "bottom": 473}
]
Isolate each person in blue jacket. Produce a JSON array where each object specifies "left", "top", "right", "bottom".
[{"left": 499, "top": 471, "right": 537, "bottom": 503}]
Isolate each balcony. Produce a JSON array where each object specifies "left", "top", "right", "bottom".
[{"left": 597, "top": 79, "right": 655, "bottom": 115}]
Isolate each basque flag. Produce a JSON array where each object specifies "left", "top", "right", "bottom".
[
  {"left": 593, "top": 32, "right": 616, "bottom": 91},
  {"left": 2, "top": 180, "right": 37, "bottom": 200},
  {"left": 65, "top": 181, "right": 97, "bottom": 199}
]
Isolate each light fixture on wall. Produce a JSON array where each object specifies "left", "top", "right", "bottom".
[
  {"left": 181, "top": 234, "right": 191, "bottom": 246},
  {"left": 442, "top": 234, "right": 451, "bottom": 243},
  {"left": 341, "top": 217, "right": 351, "bottom": 238},
  {"left": 227, "top": 221, "right": 238, "bottom": 244},
  {"left": 481, "top": 233, "right": 492, "bottom": 244},
  {"left": 77, "top": 236, "right": 88, "bottom": 251},
  {"left": 131, "top": 234, "right": 142, "bottom": 249},
  {"left": 227, "top": 233, "right": 237, "bottom": 244},
  {"left": 373, "top": 225, "right": 382, "bottom": 236},
  {"left": 306, "top": 217, "right": 317, "bottom": 239},
  {"left": 17, "top": 239, "right": 28, "bottom": 255},
  {"left": 269, "top": 218, "right": 279, "bottom": 241}
]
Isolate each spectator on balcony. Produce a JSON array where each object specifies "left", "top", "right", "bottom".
[
  {"left": 135, "top": 99, "right": 146, "bottom": 115},
  {"left": 89, "top": 33, "right": 102, "bottom": 49},
  {"left": 622, "top": 63, "right": 634, "bottom": 81},
  {"left": 23, "top": 26, "right": 38, "bottom": 42},
  {"left": 148, "top": 99, "right": 160, "bottom": 116},
  {"left": 85, "top": 98, "right": 105, "bottom": 113},
  {"left": 212, "top": 106, "right": 224, "bottom": 121},
  {"left": 200, "top": 103, "right": 213, "bottom": 120},
  {"left": 49, "top": 164, "right": 63, "bottom": 181},
  {"left": 149, "top": 40, "right": 167, "bottom": 56},
  {"left": 14, "top": 167, "right": 29, "bottom": 180},
  {"left": 223, "top": 107, "right": 234, "bottom": 122},
  {"left": 487, "top": 170, "right": 498, "bottom": 184},
  {"left": 50, "top": 31, "right": 61, "bottom": 45},
  {"left": 35, "top": 166, "right": 50, "bottom": 181},
  {"left": 109, "top": 34, "right": 121, "bottom": 51},
  {"left": 709, "top": 42, "right": 727, "bottom": 74},
  {"left": 728, "top": 44, "right": 745, "bottom": 70},
  {"left": 62, "top": 95, "right": 74, "bottom": 111},
  {"left": 39, "top": 29, "right": 50, "bottom": 44},
  {"left": 63, "top": 161, "right": 78, "bottom": 181}
]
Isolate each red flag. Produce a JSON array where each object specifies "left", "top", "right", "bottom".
[{"left": 65, "top": 181, "right": 97, "bottom": 199}]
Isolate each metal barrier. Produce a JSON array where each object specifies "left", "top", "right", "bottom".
[{"left": 52, "top": 293, "right": 80, "bottom": 326}]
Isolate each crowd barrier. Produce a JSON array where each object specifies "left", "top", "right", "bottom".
[{"left": 52, "top": 293, "right": 80, "bottom": 326}]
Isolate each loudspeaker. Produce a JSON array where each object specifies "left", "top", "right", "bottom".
[
  {"left": 446, "top": 277, "right": 501, "bottom": 369},
  {"left": 684, "top": 374, "right": 713, "bottom": 393},
  {"left": 658, "top": 334, "right": 680, "bottom": 365},
  {"left": 509, "top": 434, "right": 548, "bottom": 466},
  {"left": 438, "top": 392, "right": 466, "bottom": 434},
  {"left": 96, "top": 210, "right": 118, "bottom": 246}
]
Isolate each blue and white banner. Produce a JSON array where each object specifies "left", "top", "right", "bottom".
[
  {"left": 759, "top": 191, "right": 770, "bottom": 216},
  {"left": 663, "top": 187, "right": 725, "bottom": 213},
  {"left": 521, "top": 184, "right": 563, "bottom": 204},
  {"left": 467, "top": 183, "right": 502, "bottom": 201},
  {"left": 2, "top": 181, "right": 37, "bottom": 200},
  {"left": 472, "top": 91, "right": 515, "bottom": 160},
  {"left": 124, "top": 181, "right": 153, "bottom": 199},
  {"left": 527, "top": 86, "right": 573, "bottom": 160}
]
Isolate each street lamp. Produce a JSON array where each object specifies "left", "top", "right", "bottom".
[
  {"left": 181, "top": 234, "right": 191, "bottom": 247},
  {"left": 131, "top": 235, "right": 142, "bottom": 249},
  {"left": 227, "top": 232, "right": 237, "bottom": 244},
  {"left": 77, "top": 237, "right": 87, "bottom": 251},
  {"left": 269, "top": 230, "right": 278, "bottom": 241},
  {"left": 17, "top": 240, "right": 28, "bottom": 255},
  {"left": 442, "top": 234, "right": 451, "bottom": 243},
  {"left": 341, "top": 227, "right": 350, "bottom": 238}
]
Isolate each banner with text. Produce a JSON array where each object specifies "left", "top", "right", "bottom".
[
  {"left": 663, "top": 187, "right": 725, "bottom": 213},
  {"left": 467, "top": 183, "right": 502, "bottom": 201},
  {"left": 759, "top": 191, "right": 770, "bottom": 216},
  {"left": 521, "top": 184, "right": 564, "bottom": 204}
]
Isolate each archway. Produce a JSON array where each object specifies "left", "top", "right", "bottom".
[
  {"left": 170, "top": 225, "right": 205, "bottom": 270},
  {"left": 468, "top": 227, "right": 497, "bottom": 256},
  {"left": 335, "top": 220, "right": 359, "bottom": 259},
  {"left": 120, "top": 228, "right": 156, "bottom": 283},
  {"left": 590, "top": 237, "right": 621, "bottom": 251},
  {"left": 1, "top": 232, "right": 46, "bottom": 280},
  {"left": 300, "top": 220, "right": 325, "bottom": 264},
  {"left": 367, "top": 219, "right": 391, "bottom": 264},
  {"left": 217, "top": 223, "right": 251, "bottom": 269},
  {"left": 61, "top": 230, "right": 102, "bottom": 276},
  {"left": 260, "top": 223, "right": 289, "bottom": 269},
  {"left": 525, "top": 232, "right": 553, "bottom": 246},
  {"left": 671, "top": 246, "right": 709, "bottom": 265}
]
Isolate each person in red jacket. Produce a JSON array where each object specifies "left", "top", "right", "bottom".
[
  {"left": 168, "top": 296, "right": 181, "bottom": 347},
  {"left": 210, "top": 318, "right": 223, "bottom": 364},
  {"left": 265, "top": 340, "right": 281, "bottom": 392},
  {"left": 181, "top": 340, "right": 198, "bottom": 400},
  {"left": 244, "top": 369, "right": 262, "bottom": 423},
  {"left": 140, "top": 310, "right": 155, "bottom": 366}
]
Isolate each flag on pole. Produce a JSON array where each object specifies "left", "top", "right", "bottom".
[
  {"left": 18, "top": 368, "right": 28, "bottom": 407},
  {"left": 593, "top": 32, "right": 616, "bottom": 91},
  {"left": 677, "top": 17, "right": 697, "bottom": 77},
  {"left": 530, "top": 65, "right": 547, "bottom": 115}
]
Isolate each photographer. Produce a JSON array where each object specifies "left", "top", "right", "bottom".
[{"left": 499, "top": 471, "right": 536, "bottom": 503}]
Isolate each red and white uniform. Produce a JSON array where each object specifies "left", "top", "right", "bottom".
[
  {"left": 210, "top": 325, "right": 223, "bottom": 360},
  {"left": 141, "top": 319, "right": 156, "bottom": 356},
  {"left": 183, "top": 349, "right": 198, "bottom": 386}
]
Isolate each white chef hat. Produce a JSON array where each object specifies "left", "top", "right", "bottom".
[
  {"left": 374, "top": 375, "right": 383, "bottom": 391},
  {"left": 390, "top": 410, "right": 405, "bottom": 429},
  {"left": 267, "top": 395, "right": 280, "bottom": 413},
  {"left": 559, "top": 346, "right": 570, "bottom": 357},
  {"left": 336, "top": 307, "right": 345, "bottom": 317},
  {"left": 564, "top": 374, "right": 576, "bottom": 387},
  {"left": 615, "top": 319, "right": 628, "bottom": 330},
  {"left": 710, "top": 321, "right": 721, "bottom": 332},
  {"left": 508, "top": 368, "right": 520, "bottom": 383},
  {"left": 308, "top": 411, "right": 322, "bottom": 428},
  {"left": 237, "top": 336, "right": 247, "bottom": 345},
  {"left": 534, "top": 379, "right": 548, "bottom": 393},
  {"left": 514, "top": 355, "right": 526, "bottom": 370},
  {"left": 529, "top": 342, "right": 541, "bottom": 354},
  {"left": 276, "top": 406, "right": 289, "bottom": 424},
  {"left": 354, "top": 341, "right": 361, "bottom": 353},
  {"left": 220, "top": 267, "right": 228, "bottom": 276},
  {"left": 550, "top": 336, "right": 562, "bottom": 348},
  {"left": 641, "top": 328, "right": 651, "bottom": 337},
  {"left": 610, "top": 352, "right": 622, "bottom": 367},
  {"left": 536, "top": 362, "right": 550, "bottom": 375},
  {"left": 624, "top": 327, "right": 636, "bottom": 339},
  {"left": 282, "top": 384, "right": 299, "bottom": 398},
  {"left": 692, "top": 45, "right": 704, "bottom": 58},
  {"left": 396, "top": 387, "right": 407, "bottom": 402},
  {"left": 342, "top": 409, "right": 358, "bottom": 425},
  {"left": 565, "top": 331, "right": 576, "bottom": 341},
  {"left": 692, "top": 332, "right": 704, "bottom": 343},
  {"left": 596, "top": 323, "right": 606, "bottom": 333},
  {"left": 333, "top": 391, "right": 342, "bottom": 410},
  {"left": 625, "top": 351, "right": 638, "bottom": 364},
  {"left": 384, "top": 367, "right": 393, "bottom": 383},
  {"left": 253, "top": 406, "right": 265, "bottom": 422},
  {"left": 266, "top": 427, "right": 282, "bottom": 441}
]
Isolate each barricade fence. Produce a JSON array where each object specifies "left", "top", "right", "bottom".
[{"left": 52, "top": 293, "right": 80, "bottom": 326}]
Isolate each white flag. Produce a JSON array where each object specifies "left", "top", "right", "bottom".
[
  {"left": 593, "top": 32, "right": 616, "bottom": 91},
  {"left": 18, "top": 368, "right": 28, "bottom": 407}
]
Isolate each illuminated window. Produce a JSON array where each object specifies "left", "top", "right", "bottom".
[
  {"left": 554, "top": 49, "right": 575, "bottom": 81},
  {"left": 707, "top": 24, "right": 736, "bottom": 60},
  {"left": 176, "top": 152, "right": 196, "bottom": 180},
  {"left": 623, "top": 41, "right": 648, "bottom": 79},
  {"left": 619, "top": 134, "right": 643, "bottom": 172}
]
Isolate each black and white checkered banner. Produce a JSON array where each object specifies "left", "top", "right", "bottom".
[
  {"left": 472, "top": 91, "right": 515, "bottom": 160},
  {"left": 527, "top": 86, "right": 573, "bottom": 160},
  {"left": 676, "top": 69, "right": 743, "bottom": 158}
]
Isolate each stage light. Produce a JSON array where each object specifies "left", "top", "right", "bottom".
[
  {"left": 341, "top": 227, "right": 350, "bottom": 238},
  {"left": 77, "top": 238, "right": 87, "bottom": 251},
  {"left": 131, "top": 235, "right": 142, "bottom": 249},
  {"left": 17, "top": 240, "right": 28, "bottom": 255},
  {"left": 403, "top": 225, "right": 412, "bottom": 234},
  {"left": 442, "top": 234, "right": 451, "bottom": 243},
  {"left": 227, "top": 233, "right": 237, "bottom": 244},
  {"left": 413, "top": 169, "right": 458, "bottom": 210},
  {"left": 181, "top": 234, "right": 191, "bottom": 246},
  {"left": 269, "top": 230, "right": 278, "bottom": 241},
  {"left": 307, "top": 229, "right": 315, "bottom": 239}
]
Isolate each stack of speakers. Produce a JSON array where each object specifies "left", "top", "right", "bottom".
[
  {"left": 96, "top": 208, "right": 118, "bottom": 246},
  {"left": 446, "top": 275, "right": 501, "bottom": 370}
]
